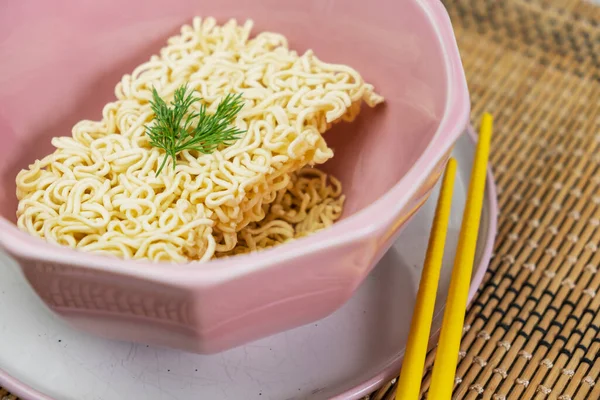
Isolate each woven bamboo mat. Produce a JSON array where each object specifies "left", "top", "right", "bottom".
[
  {"left": 1, "top": 1, "right": 599, "bottom": 400},
  {"left": 368, "top": 0, "right": 600, "bottom": 399}
]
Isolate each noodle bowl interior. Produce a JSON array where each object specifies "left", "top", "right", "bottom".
[{"left": 14, "top": 18, "right": 384, "bottom": 263}]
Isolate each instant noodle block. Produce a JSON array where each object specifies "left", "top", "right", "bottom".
[
  {"left": 0, "top": 0, "right": 469, "bottom": 353},
  {"left": 14, "top": 17, "right": 383, "bottom": 263}
]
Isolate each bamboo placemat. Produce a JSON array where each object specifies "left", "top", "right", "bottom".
[
  {"left": 1, "top": 1, "right": 599, "bottom": 400},
  {"left": 369, "top": 0, "right": 600, "bottom": 399}
]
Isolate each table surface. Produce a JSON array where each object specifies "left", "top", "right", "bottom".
[{"left": 2, "top": 1, "right": 600, "bottom": 399}]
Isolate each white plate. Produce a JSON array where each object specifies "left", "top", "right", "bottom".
[{"left": 0, "top": 130, "right": 497, "bottom": 400}]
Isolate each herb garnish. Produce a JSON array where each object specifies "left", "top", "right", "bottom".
[{"left": 145, "top": 84, "right": 245, "bottom": 175}]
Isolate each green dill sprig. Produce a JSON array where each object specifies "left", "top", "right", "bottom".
[{"left": 145, "top": 84, "right": 246, "bottom": 175}]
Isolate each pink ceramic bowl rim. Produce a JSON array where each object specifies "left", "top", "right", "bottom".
[
  {"left": 0, "top": 126, "right": 498, "bottom": 400},
  {"left": 0, "top": 0, "right": 470, "bottom": 286}
]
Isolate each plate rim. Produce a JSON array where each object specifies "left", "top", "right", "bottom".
[{"left": 0, "top": 127, "right": 498, "bottom": 400}]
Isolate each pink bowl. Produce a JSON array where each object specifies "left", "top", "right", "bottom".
[{"left": 0, "top": 0, "right": 469, "bottom": 353}]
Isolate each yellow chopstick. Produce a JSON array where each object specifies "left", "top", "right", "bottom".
[
  {"left": 428, "top": 113, "right": 493, "bottom": 399},
  {"left": 395, "top": 158, "right": 458, "bottom": 400}
]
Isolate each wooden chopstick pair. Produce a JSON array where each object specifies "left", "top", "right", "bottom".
[{"left": 395, "top": 113, "right": 493, "bottom": 400}]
